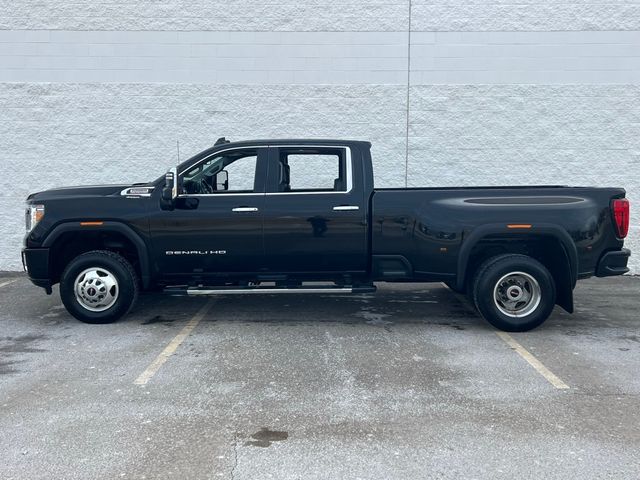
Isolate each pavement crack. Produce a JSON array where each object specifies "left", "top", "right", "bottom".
[{"left": 230, "top": 431, "right": 238, "bottom": 480}]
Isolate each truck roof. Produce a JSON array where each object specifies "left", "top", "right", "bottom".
[{"left": 211, "top": 138, "right": 371, "bottom": 148}]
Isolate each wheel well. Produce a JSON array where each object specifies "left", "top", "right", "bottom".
[
  {"left": 463, "top": 234, "right": 573, "bottom": 312},
  {"left": 49, "top": 230, "right": 141, "bottom": 284}
]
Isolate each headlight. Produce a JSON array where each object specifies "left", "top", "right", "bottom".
[{"left": 26, "top": 204, "right": 45, "bottom": 232}]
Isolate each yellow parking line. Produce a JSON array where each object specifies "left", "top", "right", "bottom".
[
  {"left": 134, "top": 298, "right": 215, "bottom": 386},
  {"left": 0, "top": 279, "right": 18, "bottom": 288},
  {"left": 496, "top": 331, "right": 569, "bottom": 390}
]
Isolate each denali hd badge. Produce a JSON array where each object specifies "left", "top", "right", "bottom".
[{"left": 165, "top": 250, "right": 227, "bottom": 255}]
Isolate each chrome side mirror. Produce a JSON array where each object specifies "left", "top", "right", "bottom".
[{"left": 160, "top": 167, "right": 178, "bottom": 210}]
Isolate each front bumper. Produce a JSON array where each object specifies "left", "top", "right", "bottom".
[
  {"left": 596, "top": 248, "right": 631, "bottom": 277},
  {"left": 22, "top": 248, "right": 52, "bottom": 290}
]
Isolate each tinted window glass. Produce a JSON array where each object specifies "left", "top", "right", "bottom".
[
  {"left": 182, "top": 149, "right": 258, "bottom": 194},
  {"left": 277, "top": 148, "right": 347, "bottom": 192}
]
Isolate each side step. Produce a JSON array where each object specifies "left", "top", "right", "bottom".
[{"left": 165, "top": 285, "right": 377, "bottom": 296}]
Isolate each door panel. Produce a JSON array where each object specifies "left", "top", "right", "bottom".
[
  {"left": 261, "top": 146, "right": 367, "bottom": 274},
  {"left": 151, "top": 194, "right": 265, "bottom": 276},
  {"left": 149, "top": 147, "right": 267, "bottom": 277}
]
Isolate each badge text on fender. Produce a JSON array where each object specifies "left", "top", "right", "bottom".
[{"left": 165, "top": 250, "right": 227, "bottom": 255}]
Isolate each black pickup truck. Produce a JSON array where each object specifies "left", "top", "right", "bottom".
[{"left": 22, "top": 138, "right": 630, "bottom": 331}]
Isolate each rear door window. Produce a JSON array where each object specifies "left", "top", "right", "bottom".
[{"left": 274, "top": 147, "right": 349, "bottom": 193}]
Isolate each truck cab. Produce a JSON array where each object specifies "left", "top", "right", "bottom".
[{"left": 152, "top": 140, "right": 372, "bottom": 284}]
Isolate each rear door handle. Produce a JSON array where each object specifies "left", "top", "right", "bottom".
[
  {"left": 333, "top": 205, "right": 360, "bottom": 211},
  {"left": 232, "top": 207, "right": 259, "bottom": 212}
]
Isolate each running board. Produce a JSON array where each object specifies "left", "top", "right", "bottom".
[{"left": 165, "top": 285, "right": 377, "bottom": 296}]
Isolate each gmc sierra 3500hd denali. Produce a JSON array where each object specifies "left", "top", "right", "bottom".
[{"left": 22, "top": 138, "right": 631, "bottom": 331}]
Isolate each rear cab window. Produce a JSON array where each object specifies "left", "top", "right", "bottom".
[{"left": 274, "top": 147, "right": 350, "bottom": 193}]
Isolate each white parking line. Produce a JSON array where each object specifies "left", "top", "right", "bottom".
[
  {"left": 0, "top": 279, "right": 18, "bottom": 288},
  {"left": 496, "top": 331, "right": 570, "bottom": 390},
  {"left": 134, "top": 298, "right": 216, "bottom": 386},
  {"left": 443, "top": 286, "right": 570, "bottom": 389}
]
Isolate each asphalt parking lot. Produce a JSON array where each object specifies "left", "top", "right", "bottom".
[{"left": 1, "top": 274, "right": 639, "bottom": 479}]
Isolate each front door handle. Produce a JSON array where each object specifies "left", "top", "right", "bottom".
[
  {"left": 333, "top": 205, "right": 360, "bottom": 211},
  {"left": 232, "top": 207, "right": 259, "bottom": 212}
]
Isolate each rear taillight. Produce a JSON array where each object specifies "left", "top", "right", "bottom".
[{"left": 612, "top": 198, "right": 629, "bottom": 239}]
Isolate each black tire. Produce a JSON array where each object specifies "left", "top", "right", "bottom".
[
  {"left": 60, "top": 250, "right": 138, "bottom": 324},
  {"left": 471, "top": 254, "right": 555, "bottom": 332}
]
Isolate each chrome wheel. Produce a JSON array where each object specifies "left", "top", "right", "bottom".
[
  {"left": 492, "top": 271, "right": 541, "bottom": 318},
  {"left": 74, "top": 267, "right": 119, "bottom": 312}
]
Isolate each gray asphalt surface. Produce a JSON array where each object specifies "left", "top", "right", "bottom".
[{"left": 1, "top": 274, "right": 639, "bottom": 479}]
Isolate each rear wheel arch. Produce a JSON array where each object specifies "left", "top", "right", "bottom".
[{"left": 457, "top": 225, "right": 576, "bottom": 313}]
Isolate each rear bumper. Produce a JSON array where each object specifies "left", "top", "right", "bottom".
[
  {"left": 596, "top": 248, "right": 631, "bottom": 277},
  {"left": 22, "top": 248, "right": 52, "bottom": 290}
]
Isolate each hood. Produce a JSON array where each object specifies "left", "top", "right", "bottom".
[{"left": 26, "top": 184, "right": 142, "bottom": 202}]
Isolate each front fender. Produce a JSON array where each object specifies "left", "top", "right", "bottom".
[{"left": 41, "top": 221, "right": 152, "bottom": 288}]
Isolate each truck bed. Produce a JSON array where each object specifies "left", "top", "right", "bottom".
[{"left": 370, "top": 185, "right": 626, "bottom": 281}]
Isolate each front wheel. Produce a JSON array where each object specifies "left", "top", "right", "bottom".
[
  {"left": 60, "top": 250, "right": 138, "bottom": 324},
  {"left": 472, "top": 254, "right": 556, "bottom": 332}
]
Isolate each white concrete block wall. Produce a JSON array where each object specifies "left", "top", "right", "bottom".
[
  {"left": 410, "top": 32, "right": 640, "bottom": 84},
  {"left": 0, "top": 1, "right": 638, "bottom": 273},
  {"left": 411, "top": 0, "right": 640, "bottom": 31},
  {"left": 0, "top": 31, "right": 409, "bottom": 84},
  {"left": 0, "top": 1, "right": 409, "bottom": 31}
]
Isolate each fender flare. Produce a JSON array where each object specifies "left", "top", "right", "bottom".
[
  {"left": 42, "top": 221, "right": 152, "bottom": 288},
  {"left": 455, "top": 223, "right": 578, "bottom": 310}
]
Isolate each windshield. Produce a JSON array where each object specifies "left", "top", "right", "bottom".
[{"left": 183, "top": 156, "right": 225, "bottom": 183}]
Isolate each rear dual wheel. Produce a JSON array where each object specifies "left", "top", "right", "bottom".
[{"left": 471, "top": 254, "right": 556, "bottom": 332}]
